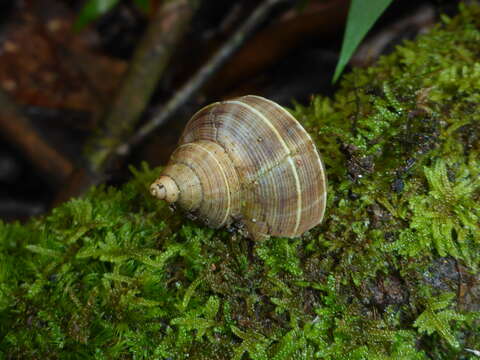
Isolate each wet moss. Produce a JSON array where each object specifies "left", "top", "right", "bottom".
[{"left": 1, "top": 3, "right": 480, "bottom": 359}]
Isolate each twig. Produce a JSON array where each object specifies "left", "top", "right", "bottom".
[
  {"left": 55, "top": 0, "right": 200, "bottom": 203},
  {"left": 0, "top": 89, "right": 73, "bottom": 184},
  {"left": 84, "top": 0, "right": 200, "bottom": 177},
  {"left": 118, "top": 0, "right": 290, "bottom": 155},
  {"left": 465, "top": 348, "right": 480, "bottom": 357}
]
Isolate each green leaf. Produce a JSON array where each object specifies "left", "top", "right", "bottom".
[
  {"left": 333, "top": 0, "right": 394, "bottom": 83},
  {"left": 231, "top": 326, "right": 271, "bottom": 360},
  {"left": 25, "top": 245, "right": 62, "bottom": 258},
  {"left": 179, "top": 275, "right": 204, "bottom": 311},
  {"left": 171, "top": 296, "right": 220, "bottom": 340},
  {"left": 74, "top": 0, "right": 120, "bottom": 30},
  {"left": 413, "top": 293, "right": 466, "bottom": 348}
]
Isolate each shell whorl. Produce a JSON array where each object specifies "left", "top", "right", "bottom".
[{"left": 152, "top": 95, "right": 327, "bottom": 239}]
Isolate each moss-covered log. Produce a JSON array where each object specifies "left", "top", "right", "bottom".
[{"left": 1, "top": 3, "right": 479, "bottom": 359}]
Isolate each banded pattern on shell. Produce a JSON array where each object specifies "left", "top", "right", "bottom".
[{"left": 150, "top": 95, "right": 327, "bottom": 240}]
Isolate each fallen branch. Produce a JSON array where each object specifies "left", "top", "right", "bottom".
[
  {"left": 118, "top": 0, "right": 290, "bottom": 155},
  {"left": 85, "top": 0, "right": 201, "bottom": 177},
  {"left": 55, "top": 0, "right": 200, "bottom": 203},
  {"left": 0, "top": 89, "right": 73, "bottom": 184}
]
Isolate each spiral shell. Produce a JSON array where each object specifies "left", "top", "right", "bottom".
[{"left": 150, "top": 95, "right": 327, "bottom": 240}]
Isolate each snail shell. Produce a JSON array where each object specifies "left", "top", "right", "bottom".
[{"left": 150, "top": 95, "right": 327, "bottom": 240}]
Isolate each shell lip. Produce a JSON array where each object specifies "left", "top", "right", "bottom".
[
  {"left": 150, "top": 182, "right": 166, "bottom": 199},
  {"left": 150, "top": 175, "right": 180, "bottom": 203}
]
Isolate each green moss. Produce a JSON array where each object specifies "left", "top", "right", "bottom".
[{"left": 1, "top": 3, "right": 480, "bottom": 358}]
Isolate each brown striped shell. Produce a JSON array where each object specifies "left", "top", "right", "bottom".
[{"left": 150, "top": 95, "right": 327, "bottom": 240}]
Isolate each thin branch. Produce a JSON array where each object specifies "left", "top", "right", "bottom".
[
  {"left": 54, "top": 0, "right": 201, "bottom": 203},
  {"left": 84, "top": 0, "right": 201, "bottom": 177},
  {"left": 0, "top": 89, "right": 73, "bottom": 184},
  {"left": 118, "top": 0, "right": 290, "bottom": 155}
]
